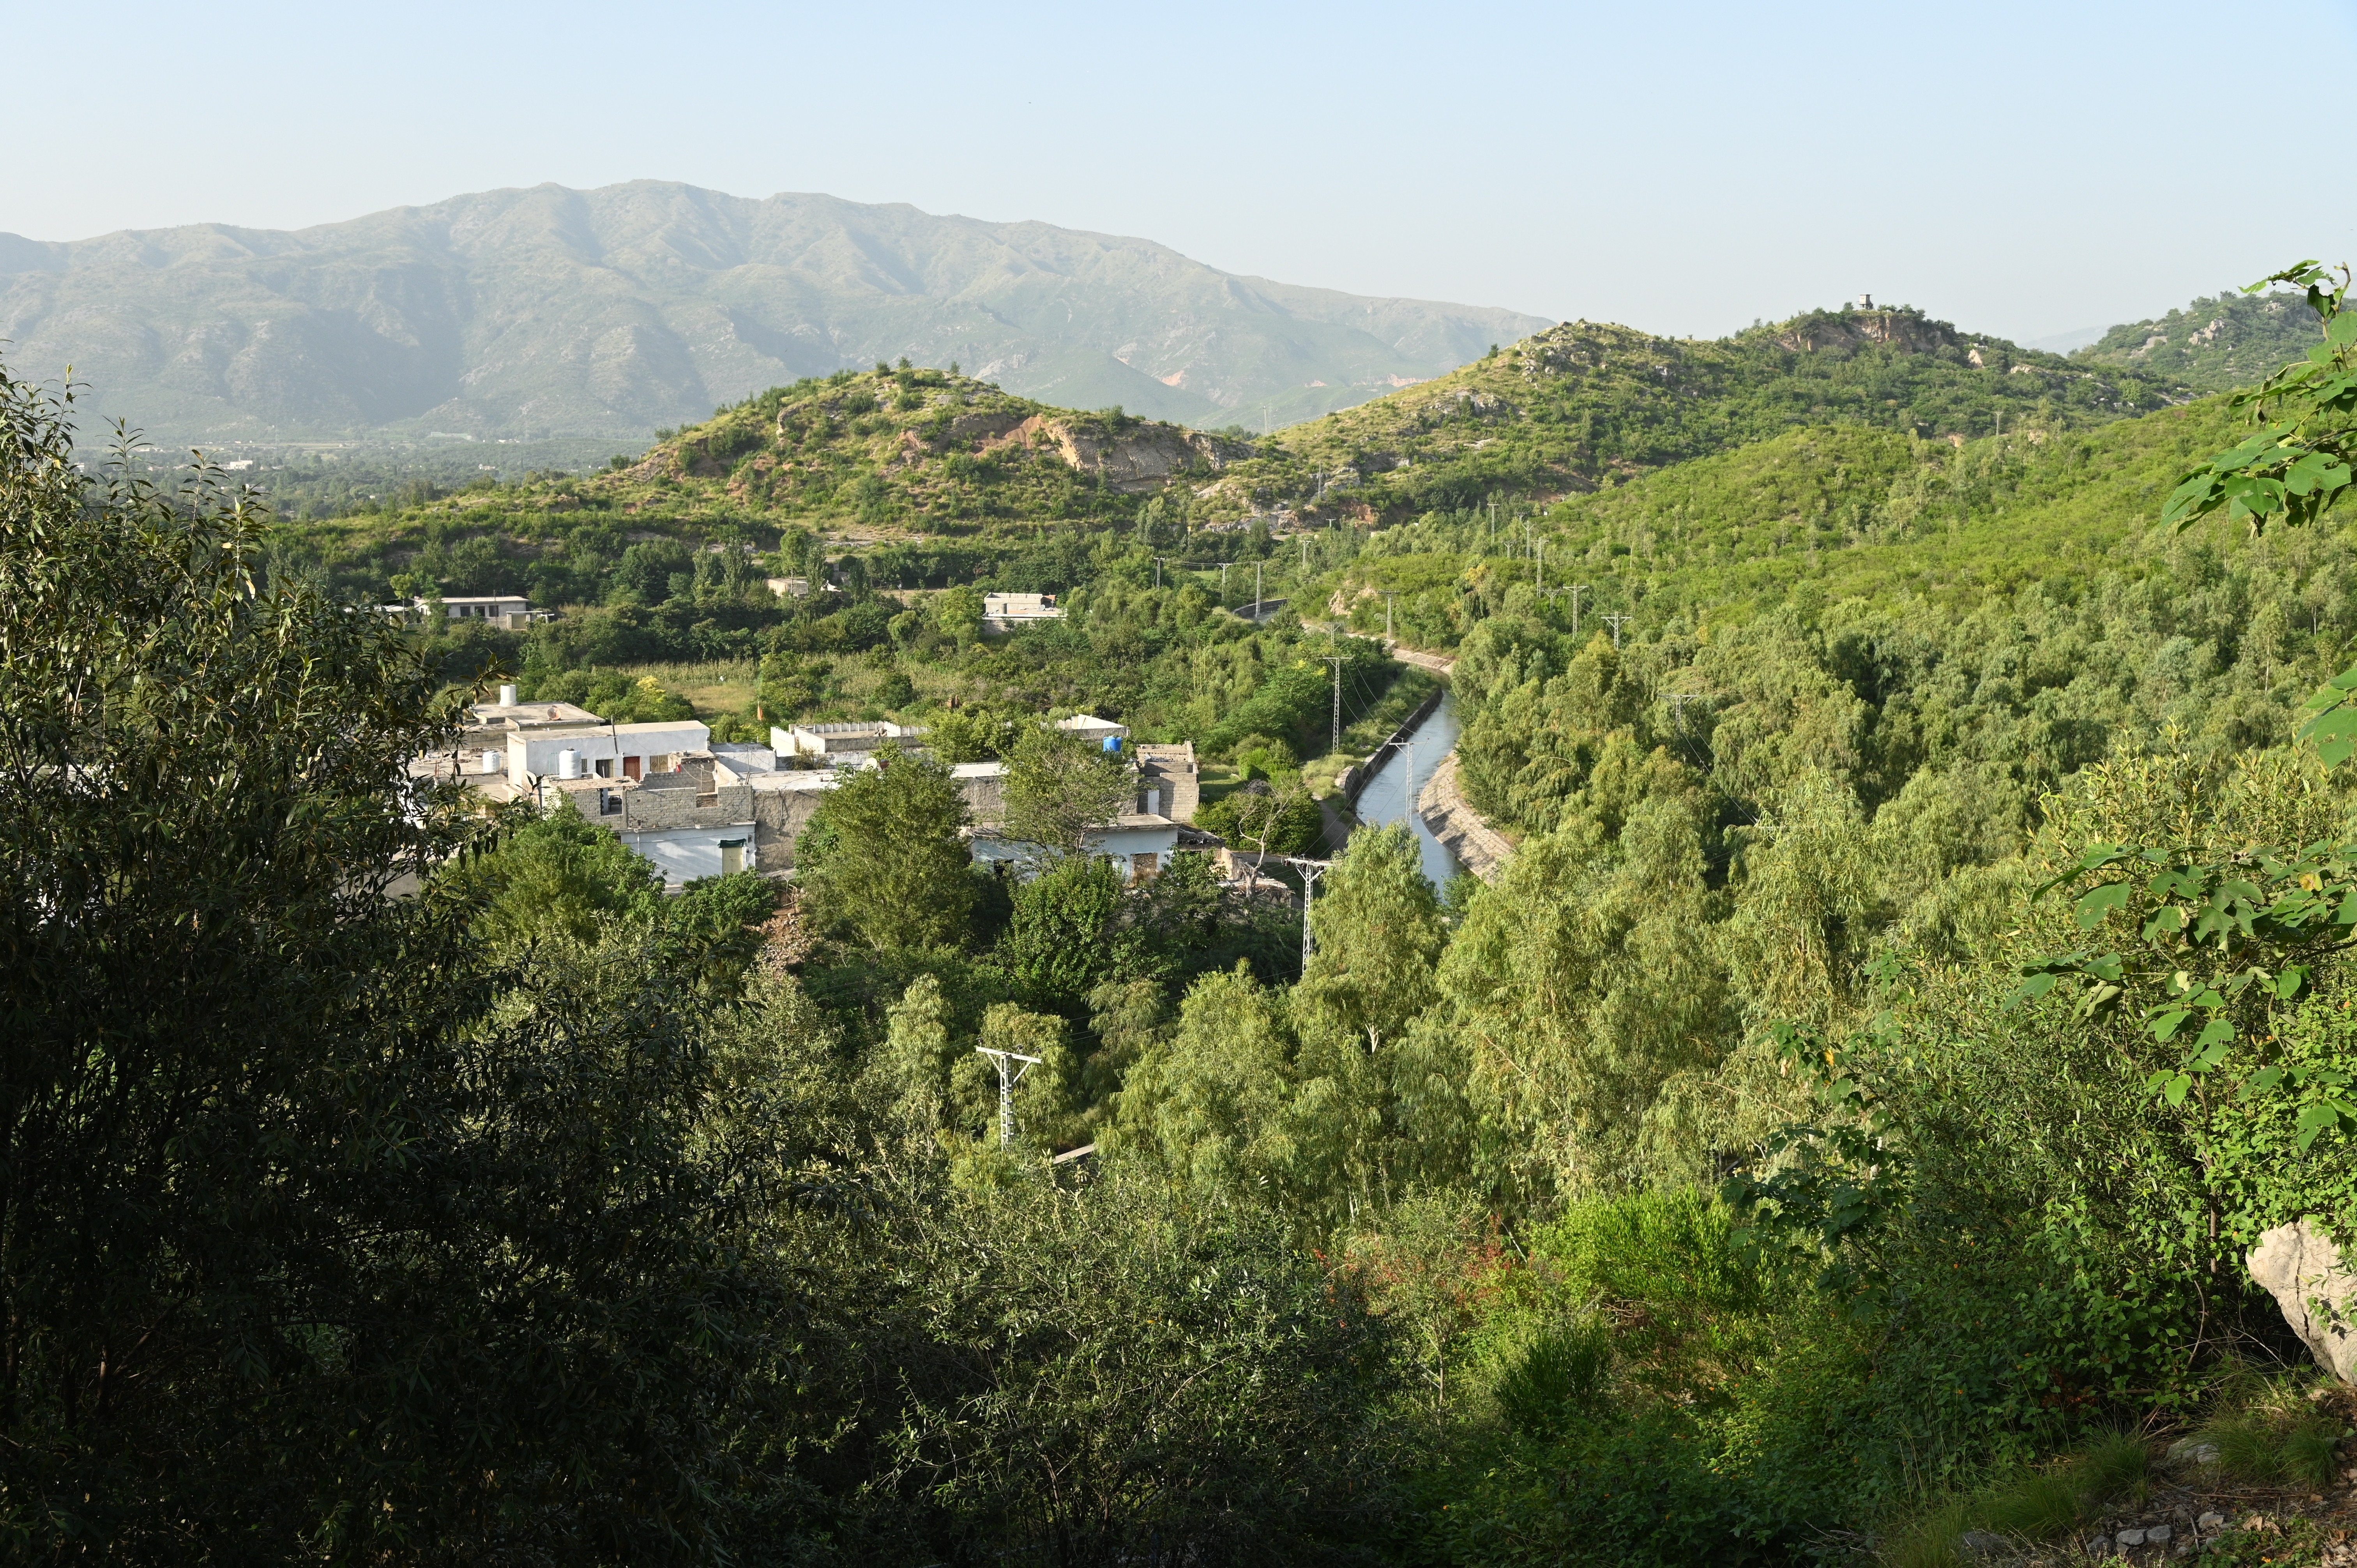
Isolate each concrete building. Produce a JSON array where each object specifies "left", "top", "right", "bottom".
[
  {"left": 772, "top": 720, "right": 928, "bottom": 766},
  {"left": 983, "top": 592, "right": 1061, "bottom": 629},
  {"left": 966, "top": 813, "right": 1182, "bottom": 884},
  {"left": 508, "top": 719, "right": 710, "bottom": 788},
  {"left": 1132, "top": 742, "right": 1199, "bottom": 823}
]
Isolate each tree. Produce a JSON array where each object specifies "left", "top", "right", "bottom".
[
  {"left": 0, "top": 369, "right": 831, "bottom": 1560},
  {"left": 1293, "top": 824, "right": 1447, "bottom": 1056},
  {"left": 1002, "top": 724, "right": 1131, "bottom": 856},
  {"left": 994, "top": 851, "right": 1137, "bottom": 1010},
  {"left": 797, "top": 754, "right": 975, "bottom": 952},
  {"left": 442, "top": 797, "right": 665, "bottom": 948}
]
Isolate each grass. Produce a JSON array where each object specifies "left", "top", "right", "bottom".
[
  {"left": 1877, "top": 1430, "right": 2153, "bottom": 1566},
  {"left": 615, "top": 660, "right": 756, "bottom": 717}
]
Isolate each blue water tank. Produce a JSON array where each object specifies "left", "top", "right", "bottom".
[{"left": 1102, "top": 736, "right": 1122, "bottom": 754}]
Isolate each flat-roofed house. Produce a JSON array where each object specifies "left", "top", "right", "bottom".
[
  {"left": 772, "top": 720, "right": 928, "bottom": 766},
  {"left": 982, "top": 592, "right": 1061, "bottom": 630},
  {"left": 509, "top": 719, "right": 711, "bottom": 788}
]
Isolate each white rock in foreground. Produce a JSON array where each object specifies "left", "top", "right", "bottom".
[{"left": 2248, "top": 1220, "right": 2357, "bottom": 1383}]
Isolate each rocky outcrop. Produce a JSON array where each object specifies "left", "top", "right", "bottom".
[
  {"left": 1772, "top": 309, "right": 1967, "bottom": 357},
  {"left": 2248, "top": 1220, "right": 2357, "bottom": 1382}
]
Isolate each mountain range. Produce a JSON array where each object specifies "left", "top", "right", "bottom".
[{"left": 0, "top": 181, "right": 1549, "bottom": 445}]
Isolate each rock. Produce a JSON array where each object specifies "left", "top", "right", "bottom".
[
  {"left": 2198, "top": 1512, "right": 2226, "bottom": 1531},
  {"left": 2148, "top": 1523, "right": 2173, "bottom": 1543},
  {"left": 2166, "top": 1436, "right": 2221, "bottom": 1467},
  {"left": 2248, "top": 1220, "right": 2357, "bottom": 1382},
  {"left": 2117, "top": 1527, "right": 2146, "bottom": 1546},
  {"left": 2087, "top": 1535, "right": 2111, "bottom": 1556},
  {"left": 1958, "top": 1530, "right": 2009, "bottom": 1558}
]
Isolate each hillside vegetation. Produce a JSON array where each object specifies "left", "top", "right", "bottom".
[
  {"left": 2074, "top": 286, "right": 2327, "bottom": 392},
  {"left": 1207, "top": 304, "right": 2191, "bottom": 525},
  {"left": 21, "top": 261, "right": 2357, "bottom": 1566}
]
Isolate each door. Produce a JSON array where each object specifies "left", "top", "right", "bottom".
[
  {"left": 623, "top": 754, "right": 642, "bottom": 780},
  {"left": 719, "top": 837, "right": 746, "bottom": 875}
]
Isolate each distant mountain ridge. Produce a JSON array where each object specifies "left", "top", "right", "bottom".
[{"left": 0, "top": 181, "right": 1549, "bottom": 445}]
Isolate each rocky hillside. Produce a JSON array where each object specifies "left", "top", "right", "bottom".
[
  {"left": 1191, "top": 304, "right": 2192, "bottom": 526},
  {"left": 2072, "top": 287, "right": 2326, "bottom": 393},
  {"left": 610, "top": 364, "right": 1246, "bottom": 529},
  {"left": 0, "top": 180, "right": 1548, "bottom": 445}
]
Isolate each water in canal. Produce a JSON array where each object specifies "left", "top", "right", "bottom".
[{"left": 1348, "top": 688, "right": 1463, "bottom": 888}]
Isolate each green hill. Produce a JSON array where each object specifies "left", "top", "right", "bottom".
[
  {"left": 2071, "top": 286, "right": 2325, "bottom": 392},
  {"left": 1195, "top": 303, "right": 2191, "bottom": 526}
]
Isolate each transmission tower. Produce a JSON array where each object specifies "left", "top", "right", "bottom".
[
  {"left": 1283, "top": 856, "right": 1330, "bottom": 976},
  {"left": 1603, "top": 611, "right": 1631, "bottom": 650},
  {"left": 975, "top": 1046, "right": 1042, "bottom": 1148},
  {"left": 1327, "top": 655, "right": 1346, "bottom": 755}
]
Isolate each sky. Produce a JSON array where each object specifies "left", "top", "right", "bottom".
[{"left": 5, "top": 0, "right": 2353, "bottom": 345}]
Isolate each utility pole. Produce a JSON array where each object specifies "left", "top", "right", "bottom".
[
  {"left": 1384, "top": 592, "right": 1397, "bottom": 640},
  {"left": 1220, "top": 561, "right": 1233, "bottom": 596},
  {"left": 1570, "top": 583, "right": 1587, "bottom": 639},
  {"left": 1536, "top": 537, "right": 1544, "bottom": 597},
  {"left": 1488, "top": 496, "right": 1498, "bottom": 549},
  {"left": 1327, "top": 655, "right": 1345, "bottom": 756},
  {"left": 1154, "top": 556, "right": 1164, "bottom": 588},
  {"left": 1665, "top": 693, "right": 1705, "bottom": 731},
  {"left": 1603, "top": 611, "right": 1630, "bottom": 650},
  {"left": 1253, "top": 561, "right": 1263, "bottom": 620},
  {"left": 1283, "top": 856, "right": 1330, "bottom": 976},
  {"left": 974, "top": 1046, "right": 1042, "bottom": 1149}
]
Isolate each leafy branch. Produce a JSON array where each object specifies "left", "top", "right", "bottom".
[{"left": 2163, "top": 261, "right": 2356, "bottom": 534}]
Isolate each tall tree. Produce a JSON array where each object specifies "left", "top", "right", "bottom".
[
  {"left": 1002, "top": 725, "right": 1131, "bottom": 855},
  {"left": 797, "top": 754, "right": 976, "bottom": 952}
]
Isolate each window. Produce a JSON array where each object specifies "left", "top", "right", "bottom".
[
  {"left": 719, "top": 837, "right": 746, "bottom": 875},
  {"left": 1131, "top": 852, "right": 1159, "bottom": 881},
  {"left": 594, "top": 757, "right": 613, "bottom": 778},
  {"left": 599, "top": 789, "right": 621, "bottom": 817}
]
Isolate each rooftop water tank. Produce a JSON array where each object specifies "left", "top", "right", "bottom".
[
  {"left": 557, "top": 749, "right": 581, "bottom": 780},
  {"left": 499, "top": 683, "right": 518, "bottom": 706}
]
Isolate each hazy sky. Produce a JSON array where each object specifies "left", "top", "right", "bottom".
[{"left": 8, "top": 0, "right": 2352, "bottom": 344}]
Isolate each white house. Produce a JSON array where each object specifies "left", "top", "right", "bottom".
[
  {"left": 772, "top": 720, "right": 928, "bottom": 765},
  {"left": 983, "top": 592, "right": 1061, "bottom": 630},
  {"left": 966, "top": 813, "right": 1181, "bottom": 885},
  {"left": 507, "top": 719, "right": 710, "bottom": 786}
]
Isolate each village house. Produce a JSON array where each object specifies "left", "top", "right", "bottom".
[
  {"left": 772, "top": 719, "right": 930, "bottom": 767},
  {"left": 982, "top": 591, "right": 1061, "bottom": 630}
]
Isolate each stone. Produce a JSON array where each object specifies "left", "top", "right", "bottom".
[
  {"left": 2147, "top": 1523, "right": 2173, "bottom": 1543},
  {"left": 2198, "top": 1512, "right": 2226, "bottom": 1531},
  {"left": 1958, "top": 1530, "right": 2009, "bottom": 1558},
  {"left": 2087, "top": 1536, "right": 2111, "bottom": 1556},
  {"left": 2248, "top": 1219, "right": 2357, "bottom": 1382},
  {"left": 2117, "top": 1527, "right": 2146, "bottom": 1546},
  {"left": 2166, "top": 1436, "right": 2221, "bottom": 1467}
]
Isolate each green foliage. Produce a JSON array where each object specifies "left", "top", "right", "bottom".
[
  {"left": 797, "top": 754, "right": 975, "bottom": 952},
  {"left": 2164, "top": 263, "right": 2356, "bottom": 533},
  {"left": 1194, "top": 779, "right": 1326, "bottom": 856},
  {"left": 444, "top": 797, "right": 665, "bottom": 948},
  {"left": 2077, "top": 286, "right": 2329, "bottom": 393},
  {"left": 883, "top": 1164, "right": 1401, "bottom": 1564},
  {"left": 1001, "top": 723, "right": 1131, "bottom": 855},
  {"left": 1296, "top": 824, "right": 1447, "bottom": 1054}
]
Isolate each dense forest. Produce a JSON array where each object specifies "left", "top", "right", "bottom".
[{"left": 11, "top": 262, "right": 2357, "bottom": 1566}]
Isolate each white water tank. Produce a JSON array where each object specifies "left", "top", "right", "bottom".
[
  {"left": 557, "top": 749, "right": 581, "bottom": 780},
  {"left": 480, "top": 749, "right": 498, "bottom": 775},
  {"left": 499, "top": 683, "right": 519, "bottom": 706}
]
